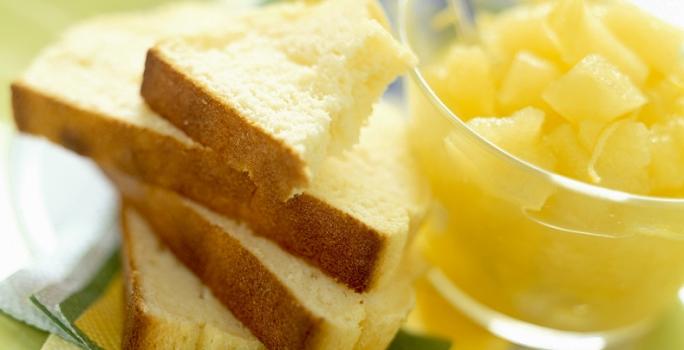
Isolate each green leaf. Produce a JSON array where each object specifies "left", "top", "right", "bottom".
[
  {"left": 388, "top": 329, "right": 451, "bottom": 350},
  {"left": 30, "top": 250, "right": 120, "bottom": 350}
]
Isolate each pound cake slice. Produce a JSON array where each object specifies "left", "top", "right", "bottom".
[
  {"left": 121, "top": 208, "right": 264, "bottom": 350},
  {"left": 12, "top": 2, "right": 426, "bottom": 292},
  {"left": 142, "top": 0, "right": 416, "bottom": 198},
  {"left": 113, "top": 170, "right": 416, "bottom": 350}
]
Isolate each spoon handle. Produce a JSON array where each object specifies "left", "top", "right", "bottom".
[{"left": 449, "top": 0, "right": 478, "bottom": 43}]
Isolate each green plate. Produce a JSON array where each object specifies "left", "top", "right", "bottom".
[{"left": 0, "top": 313, "right": 47, "bottom": 349}]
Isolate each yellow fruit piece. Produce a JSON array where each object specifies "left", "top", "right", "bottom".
[
  {"left": 546, "top": 0, "right": 649, "bottom": 84},
  {"left": 590, "top": 120, "right": 651, "bottom": 194},
  {"left": 577, "top": 120, "right": 606, "bottom": 152},
  {"left": 639, "top": 76, "right": 684, "bottom": 125},
  {"left": 467, "top": 107, "right": 556, "bottom": 168},
  {"left": 543, "top": 54, "right": 647, "bottom": 124},
  {"left": 650, "top": 118, "right": 684, "bottom": 194},
  {"left": 425, "top": 46, "right": 496, "bottom": 120},
  {"left": 602, "top": 3, "right": 684, "bottom": 78},
  {"left": 545, "top": 123, "right": 591, "bottom": 181},
  {"left": 498, "top": 51, "right": 561, "bottom": 114},
  {"left": 480, "top": 3, "right": 561, "bottom": 64}
]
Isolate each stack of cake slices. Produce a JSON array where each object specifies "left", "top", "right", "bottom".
[{"left": 12, "top": 1, "right": 427, "bottom": 349}]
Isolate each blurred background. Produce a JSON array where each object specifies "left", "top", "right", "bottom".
[
  {"left": 0, "top": 0, "right": 276, "bottom": 123},
  {"left": 0, "top": 0, "right": 170, "bottom": 121}
]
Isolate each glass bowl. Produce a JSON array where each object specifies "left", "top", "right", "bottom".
[{"left": 399, "top": 0, "right": 684, "bottom": 348}]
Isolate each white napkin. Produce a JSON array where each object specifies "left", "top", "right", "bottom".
[{"left": 0, "top": 125, "right": 119, "bottom": 340}]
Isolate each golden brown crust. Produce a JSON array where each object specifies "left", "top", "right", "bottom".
[
  {"left": 11, "top": 81, "right": 383, "bottom": 292},
  {"left": 114, "top": 178, "right": 321, "bottom": 350},
  {"left": 141, "top": 48, "right": 307, "bottom": 201},
  {"left": 11, "top": 82, "right": 254, "bottom": 219},
  {"left": 247, "top": 193, "right": 384, "bottom": 292},
  {"left": 120, "top": 208, "right": 154, "bottom": 350}
]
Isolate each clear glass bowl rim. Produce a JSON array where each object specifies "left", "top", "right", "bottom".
[{"left": 397, "top": 0, "right": 684, "bottom": 207}]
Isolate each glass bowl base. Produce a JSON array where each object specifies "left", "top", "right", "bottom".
[{"left": 427, "top": 268, "right": 654, "bottom": 350}]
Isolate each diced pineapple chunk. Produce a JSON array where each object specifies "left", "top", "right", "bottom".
[
  {"left": 577, "top": 120, "right": 606, "bottom": 152},
  {"left": 467, "top": 107, "right": 555, "bottom": 168},
  {"left": 545, "top": 123, "right": 591, "bottom": 181},
  {"left": 650, "top": 119, "right": 684, "bottom": 194},
  {"left": 546, "top": 0, "right": 649, "bottom": 84},
  {"left": 499, "top": 51, "right": 560, "bottom": 114},
  {"left": 480, "top": 3, "right": 560, "bottom": 63},
  {"left": 426, "top": 46, "right": 496, "bottom": 120},
  {"left": 639, "top": 76, "right": 684, "bottom": 125},
  {"left": 602, "top": 3, "right": 684, "bottom": 77},
  {"left": 543, "top": 54, "right": 647, "bottom": 123},
  {"left": 590, "top": 121, "right": 651, "bottom": 194},
  {"left": 467, "top": 108, "right": 543, "bottom": 147}
]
